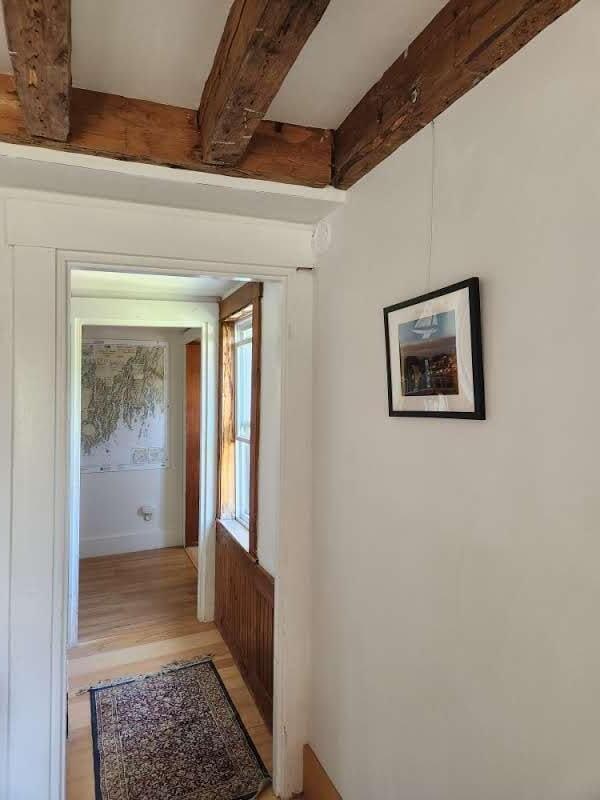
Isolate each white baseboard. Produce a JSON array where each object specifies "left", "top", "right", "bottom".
[{"left": 79, "top": 528, "right": 182, "bottom": 558}]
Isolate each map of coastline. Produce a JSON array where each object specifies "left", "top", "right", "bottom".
[{"left": 81, "top": 341, "right": 168, "bottom": 472}]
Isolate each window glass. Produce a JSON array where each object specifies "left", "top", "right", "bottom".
[
  {"left": 234, "top": 315, "right": 252, "bottom": 527},
  {"left": 235, "top": 338, "right": 252, "bottom": 441},
  {"left": 235, "top": 439, "right": 251, "bottom": 528}
]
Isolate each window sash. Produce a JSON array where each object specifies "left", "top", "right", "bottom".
[
  {"left": 234, "top": 314, "right": 253, "bottom": 343},
  {"left": 234, "top": 439, "right": 251, "bottom": 528},
  {"left": 234, "top": 338, "right": 252, "bottom": 442},
  {"left": 233, "top": 315, "right": 252, "bottom": 528}
]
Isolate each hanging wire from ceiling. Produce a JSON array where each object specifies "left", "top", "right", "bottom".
[{"left": 426, "top": 118, "right": 436, "bottom": 293}]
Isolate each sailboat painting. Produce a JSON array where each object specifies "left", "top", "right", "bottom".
[
  {"left": 398, "top": 310, "right": 458, "bottom": 397},
  {"left": 383, "top": 278, "right": 485, "bottom": 419}
]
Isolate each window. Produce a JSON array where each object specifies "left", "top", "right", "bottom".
[
  {"left": 217, "top": 283, "right": 262, "bottom": 557},
  {"left": 234, "top": 315, "right": 252, "bottom": 527}
]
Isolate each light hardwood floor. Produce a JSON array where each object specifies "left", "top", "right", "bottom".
[
  {"left": 67, "top": 547, "right": 275, "bottom": 799},
  {"left": 185, "top": 545, "right": 199, "bottom": 569}
]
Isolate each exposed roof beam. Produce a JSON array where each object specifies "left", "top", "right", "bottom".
[
  {"left": 2, "top": 0, "right": 71, "bottom": 141},
  {"left": 334, "top": 0, "right": 582, "bottom": 189},
  {"left": 198, "top": 0, "right": 331, "bottom": 167},
  {"left": 0, "top": 75, "right": 332, "bottom": 187}
]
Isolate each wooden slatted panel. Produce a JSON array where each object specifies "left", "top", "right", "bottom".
[{"left": 215, "top": 521, "right": 274, "bottom": 727}]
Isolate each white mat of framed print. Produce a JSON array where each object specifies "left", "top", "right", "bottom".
[
  {"left": 383, "top": 278, "right": 485, "bottom": 419},
  {"left": 81, "top": 340, "right": 169, "bottom": 472}
]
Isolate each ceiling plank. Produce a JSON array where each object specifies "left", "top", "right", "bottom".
[
  {"left": 2, "top": 0, "right": 71, "bottom": 141},
  {"left": 334, "top": 0, "right": 582, "bottom": 189},
  {"left": 198, "top": 0, "right": 331, "bottom": 167},
  {"left": 0, "top": 74, "right": 332, "bottom": 187}
]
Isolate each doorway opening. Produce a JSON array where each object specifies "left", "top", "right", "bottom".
[{"left": 66, "top": 266, "right": 281, "bottom": 800}]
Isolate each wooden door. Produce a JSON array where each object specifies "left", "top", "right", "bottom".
[{"left": 185, "top": 341, "right": 201, "bottom": 547}]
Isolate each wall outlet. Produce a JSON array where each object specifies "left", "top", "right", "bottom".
[{"left": 140, "top": 505, "right": 155, "bottom": 522}]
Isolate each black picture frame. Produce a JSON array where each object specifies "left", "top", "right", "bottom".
[{"left": 383, "top": 277, "right": 485, "bottom": 419}]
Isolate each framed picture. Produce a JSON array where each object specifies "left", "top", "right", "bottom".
[{"left": 383, "top": 277, "right": 485, "bottom": 419}]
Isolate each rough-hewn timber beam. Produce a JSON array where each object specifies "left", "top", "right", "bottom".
[
  {"left": 0, "top": 75, "right": 332, "bottom": 187},
  {"left": 2, "top": 0, "right": 71, "bottom": 141},
  {"left": 334, "top": 0, "right": 582, "bottom": 189},
  {"left": 198, "top": 0, "right": 331, "bottom": 167}
]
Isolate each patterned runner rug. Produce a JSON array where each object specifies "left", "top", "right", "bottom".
[{"left": 90, "top": 659, "right": 270, "bottom": 800}]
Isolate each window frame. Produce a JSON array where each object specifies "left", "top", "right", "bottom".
[{"left": 217, "top": 282, "right": 262, "bottom": 559}]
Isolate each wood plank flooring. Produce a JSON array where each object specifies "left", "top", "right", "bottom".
[
  {"left": 185, "top": 545, "right": 199, "bottom": 569},
  {"left": 67, "top": 547, "right": 275, "bottom": 799}
]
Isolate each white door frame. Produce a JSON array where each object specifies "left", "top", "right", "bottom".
[
  {"left": 57, "top": 251, "right": 312, "bottom": 799},
  {"left": 3, "top": 190, "right": 314, "bottom": 800},
  {"left": 181, "top": 325, "right": 218, "bottom": 624}
]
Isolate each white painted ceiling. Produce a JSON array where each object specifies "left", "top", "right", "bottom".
[
  {"left": 71, "top": 269, "right": 241, "bottom": 302},
  {"left": 0, "top": 0, "right": 446, "bottom": 130}
]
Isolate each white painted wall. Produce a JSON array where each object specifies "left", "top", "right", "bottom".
[
  {"left": 311, "top": 3, "right": 600, "bottom": 799},
  {"left": 9, "top": 247, "right": 59, "bottom": 800},
  {"left": 258, "top": 281, "right": 283, "bottom": 576},
  {"left": 0, "top": 238, "right": 11, "bottom": 798},
  {"left": 79, "top": 325, "right": 185, "bottom": 558}
]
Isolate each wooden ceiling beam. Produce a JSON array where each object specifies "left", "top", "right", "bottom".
[
  {"left": 2, "top": 0, "right": 71, "bottom": 141},
  {"left": 0, "top": 74, "right": 332, "bottom": 187},
  {"left": 198, "top": 0, "right": 331, "bottom": 167},
  {"left": 334, "top": 0, "right": 582, "bottom": 189}
]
